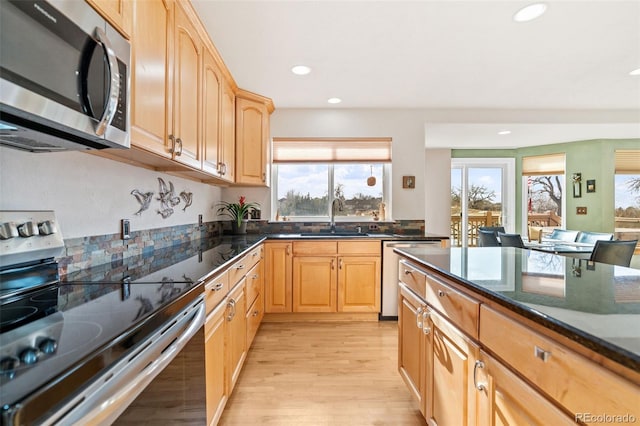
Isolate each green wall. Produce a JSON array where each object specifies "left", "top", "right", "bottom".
[{"left": 452, "top": 139, "right": 640, "bottom": 233}]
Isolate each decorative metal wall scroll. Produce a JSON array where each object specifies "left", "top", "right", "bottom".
[{"left": 130, "top": 177, "right": 194, "bottom": 218}]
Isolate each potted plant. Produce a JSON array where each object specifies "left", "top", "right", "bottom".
[{"left": 217, "top": 196, "right": 260, "bottom": 234}]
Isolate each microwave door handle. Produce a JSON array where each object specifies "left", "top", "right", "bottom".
[{"left": 93, "top": 27, "right": 120, "bottom": 137}]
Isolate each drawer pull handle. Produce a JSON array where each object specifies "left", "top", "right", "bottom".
[
  {"left": 438, "top": 290, "right": 446, "bottom": 297},
  {"left": 422, "top": 310, "right": 431, "bottom": 335},
  {"left": 534, "top": 346, "right": 551, "bottom": 362},
  {"left": 473, "top": 360, "right": 486, "bottom": 391},
  {"left": 252, "top": 252, "right": 258, "bottom": 257},
  {"left": 404, "top": 270, "right": 413, "bottom": 275},
  {"left": 252, "top": 274, "right": 259, "bottom": 280},
  {"left": 253, "top": 310, "right": 259, "bottom": 316},
  {"left": 236, "top": 264, "right": 245, "bottom": 270},
  {"left": 331, "top": 259, "right": 335, "bottom": 270},
  {"left": 416, "top": 306, "right": 424, "bottom": 329},
  {"left": 212, "top": 283, "right": 224, "bottom": 291}
]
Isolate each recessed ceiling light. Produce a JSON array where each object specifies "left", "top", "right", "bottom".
[
  {"left": 327, "top": 97, "right": 342, "bottom": 104},
  {"left": 630, "top": 68, "right": 640, "bottom": 76},
  {"left": 498, "top": 130, "right": 511, "bottom": 135},
  {"left": 291, "top": 65, "right": 311, "bottom": 75},
  {"left": 513, "top": 3, "right": 547, "bottom": 22}
]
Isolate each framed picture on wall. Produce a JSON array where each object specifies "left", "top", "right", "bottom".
[{"left": 402, "top": 176, "right": 415, "bottom": 189}]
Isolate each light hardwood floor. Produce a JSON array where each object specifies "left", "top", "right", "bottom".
[{"left": 219, "top": 321, "right": 426, "bottom": 425}]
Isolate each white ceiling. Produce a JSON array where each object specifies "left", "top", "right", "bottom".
[{"left": 192, "top": 0, "right": 640, "bottom": 148}]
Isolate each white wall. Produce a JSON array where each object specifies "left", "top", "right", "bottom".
[
  {"left": 224, "top": 108, "right": 453, "bottom": 233},
  {"left": 0, "top": 147, "right": 222, "bottom": 239}
]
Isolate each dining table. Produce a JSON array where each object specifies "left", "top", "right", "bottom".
[{"left": 524, "top": 238, "right": 595, "bottom": 259}]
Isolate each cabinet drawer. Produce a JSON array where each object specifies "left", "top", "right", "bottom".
[
  {"left": 480, "top": 305, "right": 639, "bottom": 424},
  {"left": 204, "top": 270, "right": 229, "bottom": 314},
  {"left": 245, "top": 261, "right": 262, "bottom": 310},
  {"left": 338, "top": 240, "right": 380, "bottom": 255},
  {"left": 229, "top": 255, "right": 250, "bottom": 285},
  {"left": 245, "top": 245, "right": 263, "bottom": 270},
  {"left": 246, "top": 292, "right": 264, "bottom": 348},
  {"left": 425, "top": 274, "right": 479, "bottom": 339},
  {"left": 399, "top": 260, "right": 426, "bottom": 300},
  {"left": 293, "top": 241, "right": 337, "bottom": 255}
]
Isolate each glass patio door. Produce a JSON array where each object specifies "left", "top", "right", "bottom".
[{"left": 451, "top": 158, "right": 515, "bottom": 247}]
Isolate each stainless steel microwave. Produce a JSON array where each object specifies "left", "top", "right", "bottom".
[{"left": 0, "top": 0, "right": 130, "bottom": 152}]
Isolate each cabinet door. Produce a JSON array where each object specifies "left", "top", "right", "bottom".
[
  {"left": 173, "top": 2, "right": 202, "bottom": 169},
  {"left": 226, "top": 280, "right": 247, "bottom": 393},
  {"left": 264, "top": 242, "right": 293, "bottom": 313},
  {"left": 292, "top": 256, "right": 337, "bottom": 312},
  {"left": 204, "top": 301, "right": 227, "bottom": 426},
  {"left": 475, "top": 351, "right": 575, "bottom": 426},
  {"left": 86, "top": 0, "right": 132, "bottom": 38},
  {"left": 425, "top": 309, "right": 479, "bottom": 426},
  {"left": 219, "top": 80, "right": 236, "bottom": 182},
  {"left": 130, "top": 0, "right": 172, "bottom": 157},
  {"left": 337, "top": 256, "right": 380, "bottom": 312},
  {"left": 201, "top": 47, "right": 222, "bottom": 176},
  {"left": 398, "top": 284, "right": 426, "bottom": 415},
  {"left": 235, "top": 97, "right": 268, "bottom": 185}
]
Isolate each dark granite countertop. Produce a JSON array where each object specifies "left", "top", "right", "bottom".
[
  {"left": 265, "top": 232, "right": 447, "bottom": 241},
  {"left": 394, "top": 246, "right": 640, "bottom": 372}
]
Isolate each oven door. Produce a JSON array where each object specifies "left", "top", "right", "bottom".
[
  {"left": 39, "top": 297, "right": 206, "bottom": 426},
  {"left": 0, "top": 0, "right": 129, "bottom": 150}
]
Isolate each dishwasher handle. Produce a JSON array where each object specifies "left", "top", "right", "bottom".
[
  {"left": 44, "top": 297, "right": 205, "bottom": 426},
  {"left": 385, "top": 242, "right": 439, "bottom": 248}
]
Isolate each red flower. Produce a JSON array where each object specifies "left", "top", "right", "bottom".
[{"left": 239, "top": 196, "right": 246, "bottom": 206}]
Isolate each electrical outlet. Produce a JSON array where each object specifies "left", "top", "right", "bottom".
[
  {"left": 121, "top": 219, "right": 131, "bottom": 240},
  {"left": 198, "top": 214, "right": 203, "bottom": 228},
  {"left": 369, "top": 224, "right": 380, "bottom": 231},
  {"left": 576, "top": 206, "right": 587, "bottom": 215}
]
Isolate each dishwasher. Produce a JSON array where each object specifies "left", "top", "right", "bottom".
[{"left": 381, "top": 241, "right": 441, "bottom": 319}]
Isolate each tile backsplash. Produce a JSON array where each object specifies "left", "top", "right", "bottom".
[{"left": 59, "top": 219, "right": 425, "bottom": 274}]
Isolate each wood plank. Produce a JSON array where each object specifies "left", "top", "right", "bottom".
[{"left": 218, "top": 321, "right": 426, "bottom": 425}]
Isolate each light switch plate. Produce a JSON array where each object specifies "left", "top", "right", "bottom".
[
  {"left": 121, "top": 219, "right": 131, "bottom": 240},
  {"left": 576, "top": 206, "right": 587, "bottom": 215}
]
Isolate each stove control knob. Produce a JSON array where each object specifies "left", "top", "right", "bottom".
[
  {"left": 0, "top": 356, "right": 20, "bottom": 377},
  {"left": 39, "top": 338, "right": 58, "bottom": 354},
  {"left": 19, "top": 347, "right": 39, "bottom": 365},
  {"left": 0, "top": 222, "right": 19, "bottom": 240},
  {"left": 18, "top": 221, "right": 39, "bottom": 238},
  {"left": 37, "top": 220, "right": 57, "bottom": 235}
]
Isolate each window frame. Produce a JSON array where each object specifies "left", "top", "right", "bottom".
[{"left": 271, "top": 162, "right": 391, "bottom": 222}]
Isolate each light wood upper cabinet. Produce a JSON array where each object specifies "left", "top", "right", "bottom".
[
  {"left": 235, "top": 92, "right": 273, "bottom": 186},
  {"left": 86, "top": 0, "right": 132, "bottom": 38},
  {"left": 172, "top": 1, "right": 202, "bottom": 169},
  {"left": 201, "top": 47, "right": 222, "bottom": 176},
  {"left": 220, "top": 81, "right": 236, "bottom": 182},
  {"left": 130, "top": 0, "right": 173, "bottom": 157}
]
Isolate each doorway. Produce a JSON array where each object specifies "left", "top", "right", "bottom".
[{"left": 451, "top": 158, "right": 515, "bottom": 246}]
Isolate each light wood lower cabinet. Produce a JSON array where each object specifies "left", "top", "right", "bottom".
[
  {"left": 226, "top": 280, "right": 247, "bottom": 393},
  {"left": 424, "top": 307, "right": 479, "bottom": 426},
  {"left": 475, "top": 350, "right": 575, "bottom": 426},
  {"left": 398, "top": 284, "right": 427, "bottom": 415},
  {"left": 338, "top": 256, "right": 380, "bottom": 312},
  {"left": 293, "top": 256, "right": 337, "bottom": 312},
  {"left": 264, "top": 241, "right": 293, "bottom": 313},
  {"left": 204, "top": 300, "right": 227, "bottom": 426}
]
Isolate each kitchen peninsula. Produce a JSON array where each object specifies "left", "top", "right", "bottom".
[{"left": 395, "top": 245, "right": 639, "bottom": 425}]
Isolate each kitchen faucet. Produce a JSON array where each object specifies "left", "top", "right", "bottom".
[{"left": 330, "top": 198, "right": 344, "bottom": 233}]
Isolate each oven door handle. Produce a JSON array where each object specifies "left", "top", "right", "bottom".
[{"left": 44, "top": 297, "right": 205, "bottom": 426}]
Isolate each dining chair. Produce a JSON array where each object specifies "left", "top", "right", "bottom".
[
  {"left": 479, "top": 226, "right": 505, "bottom": 235},
  {"left": 478, "top": 229, "right": 501, "bottom": 247},
  {"left": 589, "top": 240, "right": 637, "bottom": 267},
  {"left": 547, "top": 229, "right": 580, "bottom": 242},
  {"left": 528, "top": 226, "right": 543, "bottom": 242},
  {"left": 576, "top": 231, "right": 614, "bottom": 244},
  {"left": 497, "top": 233, "right": 525, "bottom": 248}
]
